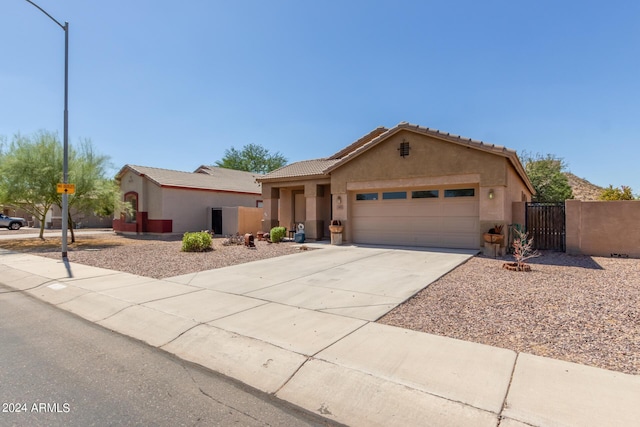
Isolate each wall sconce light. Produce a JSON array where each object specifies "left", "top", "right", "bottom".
[
  {"left": 336, "top": 196, "right": 342, "bottom": 204},
  {"left": 488, "top": 189, "right": 494, "bottom": 200}
]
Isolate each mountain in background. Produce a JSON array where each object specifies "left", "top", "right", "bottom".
[{"left": 565, "top": 173, "right": 603, "bottom": 201}]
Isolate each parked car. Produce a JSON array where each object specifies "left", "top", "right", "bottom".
[{"left": 0, "top": 213, "right": 27, "bottom": 230}]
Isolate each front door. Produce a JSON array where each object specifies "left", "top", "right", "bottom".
[{"left": 212, "top": 209, "right": 222, "bottom": 235}]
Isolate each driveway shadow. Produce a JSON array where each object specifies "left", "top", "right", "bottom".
[
  {"left": 510, "top": 251, "right": 605, "bottom": 270},
  {"left": 333, "top": 242, "right": 479, "bottom": 256}
]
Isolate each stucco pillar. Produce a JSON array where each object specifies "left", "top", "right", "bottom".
[
  {"left": 332, "top": 192, "right": 348, "bottom": 241},
  {"left": 479, "top": 186, "right": 506, "bottom": 223},
  {"left": 479, "top": 186, "right": 508, "bottom": 248},
  {"left": 332, "top": 193, "right": 347, "bottom": 221},
  {"left": 279, "top": 188, "right": 293, "bottom": 231},
  {"left": 304, "top": 184, "right": 324, "bottom": 239},
  {"left": 262, "top": 186, "right": 280, "bottom": 231}
]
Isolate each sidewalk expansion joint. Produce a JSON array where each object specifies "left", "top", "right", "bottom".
[
  {"left": 160, "top": 322, "right": 203, "bottom": 348},
  {"left": 498, "top": 352, "right": 519, "bottom": 421},
  {"left": 134, "top": 288, "right": 202, "bottom": 305},
  {"left": 197, "top": 300, "right": 270, "bottom": 324},
  {"left": 310, "top": 321, "right": 370, "bottom": 359},
  {"left": 497, "top": 415, "right": 537, "bottom": 427},
  {"left": 181, "top": 363, "right": 267, "bottom": 424},
  {"left": 95, "top": 304, "right": 133, "bottom": 322},
  {"left": 273, "top": 356, "right": 313, "bottom": 396}
]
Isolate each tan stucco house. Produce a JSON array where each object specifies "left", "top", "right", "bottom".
[
  {"left": 258, "top": 122, "right": 534, "bottom": 249},
  {"left": 114, "top": 165, "right": 263, "bottom": 235}
]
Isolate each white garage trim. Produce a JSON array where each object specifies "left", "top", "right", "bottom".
[
  {"left": 345, "top": 174, "right": 481, "bottom": 192},
  {"left": 350, "top": 186, "right": 480, "bottom": 249}
]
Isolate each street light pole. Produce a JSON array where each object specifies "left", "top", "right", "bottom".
[
  {"left": 24, "top": 0, "right": 70, "bottom": 259},
  {"left": 62, "top": 20, "right": 69, "bottom": 259}
]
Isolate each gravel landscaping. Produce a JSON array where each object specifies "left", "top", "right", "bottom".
[
  {"left": 3, "top": 230, "right": 638, "bottom": 375},
  {"left": 6, "top": 233, "right": 304, "bottom": 279},
  {"left": 379, "top": 252, "right": 640, "bottom": 375}
]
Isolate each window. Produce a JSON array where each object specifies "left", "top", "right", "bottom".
[
  {"left": 444, "top": 188, "right": 475, "bottom": 198},
  {"left": 356, "top": 193, "right": 378, "bottom": 201},
  {"left": 256, "top": 200, "right": 264, "bottom": 208},
  {"left": 124, "top": 192, "right": 138, "bottom": 223},
  {"left": 382, "top": 191, "right": 407, "bottom": 200},
  {"left": 412, "top": 190, "right": 439, "bottom": 199}
]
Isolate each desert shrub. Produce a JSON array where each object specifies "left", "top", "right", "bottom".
[
  {"left": 181, "top": 231, "right": 212, "bottom": 252},
  {"left": 599, "top": 185, "right": 636, "bottom": 200},
  {"left": 270, "top": 226, "right": 286, "bottom": 243},
  {"left": 512, "top": 228, "right": 540, "bottom": 269}
]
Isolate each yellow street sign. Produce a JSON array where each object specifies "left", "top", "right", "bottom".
[{"left": 57, "top": 183, "right": 76, "bottom": 194}]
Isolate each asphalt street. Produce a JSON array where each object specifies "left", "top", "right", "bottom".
[{"left": 0, "top": 286, "right": 339, "bottom": 427}]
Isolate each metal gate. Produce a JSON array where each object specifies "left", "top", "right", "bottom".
[{"left": 525, "top": 203, "right": 566, "bottom": 251}]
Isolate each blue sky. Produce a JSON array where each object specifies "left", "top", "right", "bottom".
[{"left": 1, "top": 1, "right": 638, "bottom": 189}]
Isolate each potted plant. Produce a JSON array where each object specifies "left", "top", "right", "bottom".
[
  {"left": 329, "top": 219, "right": 344, "bottom": 245},
  {"left": 329, "top": 219, "right": 344, "bottom": 233},
  {"left": 483, "top": 224, "right": 504, "bottom": 244}
]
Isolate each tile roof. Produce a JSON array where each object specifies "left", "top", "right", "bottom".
[
  {"left": 328, "top": 126, "right": 388, "bottom": 160},
  {"left": 257, "top": 121, "right": 534, "bottom": 194},
  {"left": 258, "top": 159, "right": 340, "bottom": 181},
  {"left": 117, "top": 165, "right": 262, "bottom": 194}
]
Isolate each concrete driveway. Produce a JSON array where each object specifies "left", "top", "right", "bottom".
[
  {"left": 2, "top": 244, "right": 477, "bottom": 395},
  {"left": 165, "top": 244, "right": 477, "bottom": 321}
]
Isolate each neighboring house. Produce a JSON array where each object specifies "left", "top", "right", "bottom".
[
  {"left": 258, "top": 122, "right": 534, "bottom": 249},
  {"left": 114, "top": 165, "right": 263, "bottom": 235},
  {"left": 46, "top": 205, "right": 113, "bottom": 229}
]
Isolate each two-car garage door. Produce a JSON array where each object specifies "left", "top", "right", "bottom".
[{"left": 350, "top": 186, "right": 480, "bottom": 249}]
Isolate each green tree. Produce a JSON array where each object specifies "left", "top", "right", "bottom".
[
  {"left": 89, "top": 179, "right": 123, "bottom": 218},
  {"left": 215, "top": 143, "right": 287, "bottom": 174},
  {"left": 54, "top": 139, "right": 114, "bottom": 242},
  {"left": 520, "top": 152, "right": 573, "bottom": 202},
  {"left": 599, "top": 185, "right": 636, "bottom": 200},
  {"left": 0, "top": 131, "right": 114, "bottom": 241},
  {"left": 0, "top": 131, "right": 62, "bottom": 238}
]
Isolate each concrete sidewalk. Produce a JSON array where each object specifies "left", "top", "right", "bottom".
[{"left": 1, "top": 246, "right": 638, "bottom": 427}]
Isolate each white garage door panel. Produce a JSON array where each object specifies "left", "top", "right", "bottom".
[
  {"left": 442, "top": 200, "right": 479, "bottom": 216},
  {"left": 351, "top": 189, "right": 480, "bottom": 249},
  {"left": 354, "top": 201, "right": 443, "bottom": 216},
  {"left": 352, "top": 217, "right": 442, "bottom": 237},
  {"left": 443, "top": 216, "right": 478, "bottom": 233}
]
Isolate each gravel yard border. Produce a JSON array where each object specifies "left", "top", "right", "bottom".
[
  {"left": 24, "top": 234, "right": 306, "bottom": 279},
  {"left": 379, "top": 252, "right": 640, "bottom": 375}
]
